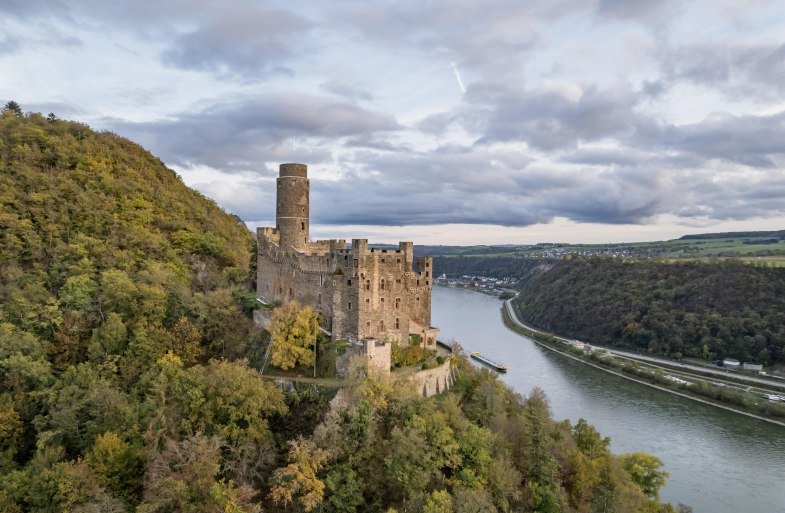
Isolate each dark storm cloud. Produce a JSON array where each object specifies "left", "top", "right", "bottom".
[{"left": 105, "top": 94, "right": 400, "bottom": 171}]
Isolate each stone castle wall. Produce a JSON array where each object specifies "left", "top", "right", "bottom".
[
  {"left": 410, "top": 355, "right": 455, "bottom": 397},
  {"left": 257, "top": 162, "right": 439, "bottom": 368}
]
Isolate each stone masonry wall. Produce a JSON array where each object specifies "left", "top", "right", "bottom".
[{"left": 410, "top": 356, "right": 455, "bottom": 397}]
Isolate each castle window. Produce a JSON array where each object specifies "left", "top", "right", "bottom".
[
  {"left": 348, "top": 302, "right": 351, "bottom": 310},
  {"left": 426, "top": 262, "right": 430, "bottom": 267},
  {"left": 395, "top": 318, "right": 400, "bottom": 329},
  {"left": 416, "top": 296, "right": 420, "bottom": 302},
  {"left": 366, "top": 321, "right": 371, "bottom": 332},
  {"left": 380, "top": 279, "right": 385, "bottom": 290},
  {"left": 417, "top": 279, "right": 420, "bottom": 286},
  {"left": 380, "top": 320, "right": 385, "bottom": 331},
  {"left": 425, "top": 271, "right": 429, "bottom": 277},
  {"left": 318, "top": 293, "right": 322, "bottom": 303},
  {"left": 365, "top": 280, "right": 370, "bottom": 291},
  {"left": 301, "top": 222, "right": 305, "bottom": 230},
  {"left": 365, "top": 298, "right": 370, "bottom": 304},
  {"left": 354, "top": 258, "right": 358, "bottom": 267},
  {"left": 348, "top": 280, "right": 352, "bottom": 286},
  {"left": 426, "top": 280, "right": 429, "bottom": 286},
  {"left": 381, "top": 297, "right": 385, "bottom": 308},
  {"left": 395, "top": 297, "right": 401, "bottom": 309},
  {"left": 381, "top": 258, "right": 385, "bottom": 263},
  {"left": 397, "top": 258, "right": 401, "bottom": 264}
]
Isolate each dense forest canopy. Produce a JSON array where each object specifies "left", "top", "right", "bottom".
[
  {"left": 518, "top": 257, "right": 785, "bottom": 365},
  {"left": 0, "top": 108, "right": 677, "bottom": 512}
]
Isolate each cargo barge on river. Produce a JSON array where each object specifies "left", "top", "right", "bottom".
[{"left": 470, "top": 352, "right": 507, "bottom": 372}]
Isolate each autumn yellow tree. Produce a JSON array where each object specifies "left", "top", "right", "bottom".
[
  {"left": 269, "top": 438, "right": 327, "bottom": 512},
  {"left": 269, "top": 302, "right": 319, "bottom": 370}
]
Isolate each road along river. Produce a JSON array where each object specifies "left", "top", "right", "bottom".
[{"left": 432, "top": 286, "right": 785, "bottom": 513}]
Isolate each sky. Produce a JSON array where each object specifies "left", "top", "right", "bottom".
[{"left": 2, "top": 0, "right": 785, "bottom": 245}]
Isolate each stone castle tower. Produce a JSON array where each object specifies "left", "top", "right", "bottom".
[
  {"left": 276, "top": 163, "right": 309, "bottom": 253},
  {"left": 257, "top": 163, "right": 439, "bottom": 370}
]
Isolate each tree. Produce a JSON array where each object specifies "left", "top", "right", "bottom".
[
  {"left": 618, "top": 452, "right": 668, "bottom": 499},
  {"left": 324, "top": 463, "right": 364, "bottom": 513},
  {"left": 423, "top": 490, "right": 452, "bottom": 513},
  {"left": 269, "top": 438, "right": 327, "bottom": 512},
  {"left": 167, "top": 316, "right": 203, "bottom": 366},
  {"left": 85, "top": 432, "right": 143, "bottom": 506},
  {"left": 2, "top": 101, "right": 22, "bottom": 116},
  {"left": 269, "top": 302, "right": 319, "bottom": 370}
]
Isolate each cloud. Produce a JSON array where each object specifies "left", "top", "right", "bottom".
[
  {"left": 105, "top": 93, "right": 400, "bottom": 171},
  {"left": 662, "top": 42, "right": 785, "bottom": 100},
  {"left": 468, "top": 85, "right": 641, "bottom": 150},
  {"left": 0, "top": 35, "right": 19, "bottom": 54},
  {"left": 161, "top": 7, "right": 312, "bottom": 79},
  {"left": 0, "top": 1, "right": 309, "bottom": 80},
  {"left": 596, "top": 0, "right": 671, "bottom": 21},
  {"left": 321, "top": 80, "right": 373, "bottom": 102},
  {"left": 635, "top": 110, "right": 785, "bottom": 168}
]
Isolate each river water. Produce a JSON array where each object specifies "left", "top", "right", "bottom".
[{"left": 431, "top": 286, "right": 785, "bottom": 513}]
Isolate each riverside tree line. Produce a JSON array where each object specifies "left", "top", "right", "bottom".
[{"left": 517, "top": 256, "right": 785, "bottom": 366}]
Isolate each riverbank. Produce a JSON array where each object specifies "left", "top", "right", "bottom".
[{"left": 501, "top": 300, "right": 785, "bottom": 428}]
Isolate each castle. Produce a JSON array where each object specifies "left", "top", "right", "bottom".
[{"left": 256, "top": 163, "right": 439, "bottom": 372}]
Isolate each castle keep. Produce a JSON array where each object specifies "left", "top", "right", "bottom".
[{"left": 257, "top": 163, "right": 439, "bottom": 370}]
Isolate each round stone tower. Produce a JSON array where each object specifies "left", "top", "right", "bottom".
[{"left": 276, "top": 163, "right": 309, "bottom": 253}]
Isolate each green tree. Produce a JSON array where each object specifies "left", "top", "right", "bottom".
[
  {"left": 423, "top": 489, "right": 452, "bottom": 513},
  {"left": 2, "top": 101, "right": 22, "bottom": 116},
  {"left": 324, "top": 463, "right": 364, "bottom": 513},
  {"left": 86, "top": 432, "right": 143, "bottom": 506},
  {"left": 269, "top": 302, "right": 319, "bottom": 370},
  {"left": 618, "top": 452, "right": 668, "bottom": 499}
]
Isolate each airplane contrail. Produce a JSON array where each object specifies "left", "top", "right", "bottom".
[{"left": 451, "top": 62, "right": 467, "bottom": 93}]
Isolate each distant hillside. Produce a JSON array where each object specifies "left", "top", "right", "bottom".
[
  {"left": 518, "top": 257, "right": 785, "bottom": 365},
  {"left": 680, "top": 230, "right": 785, "bottom": 240}
]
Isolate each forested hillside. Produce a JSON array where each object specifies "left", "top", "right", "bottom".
[
  {"left": 0, "top": 108, "right": 676, "bottom": 512},
  {"left": 518, "top": 257, "right": 785, "bottom": 365}
]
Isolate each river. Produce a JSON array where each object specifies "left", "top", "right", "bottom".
[{"left": 431, "top": 286, "right": 785, "bottom": 513}]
